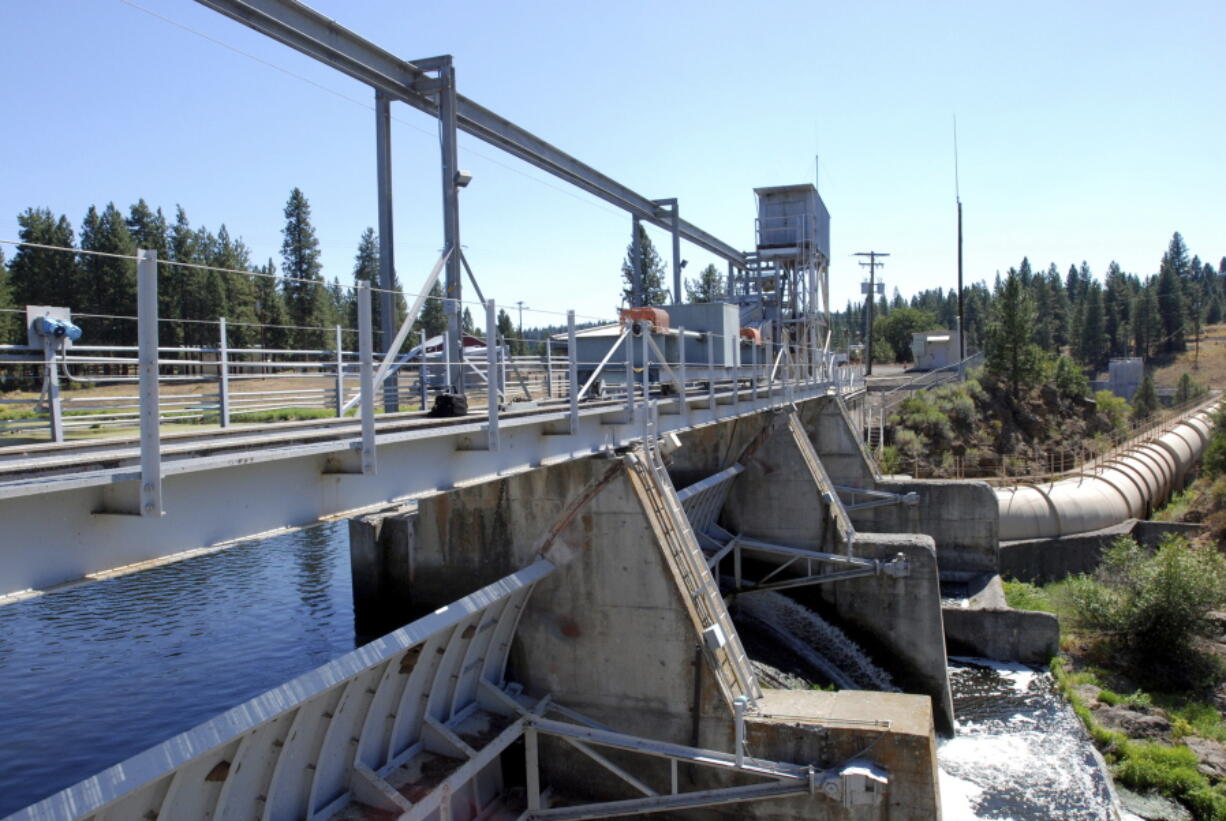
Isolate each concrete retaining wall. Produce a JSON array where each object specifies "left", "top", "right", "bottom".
[
  {"left": 999, "top": 519, "right": 1206, "bottom": 584},
  {"left": 942, "top": 607, "right": 1060, "bottom": 666}
]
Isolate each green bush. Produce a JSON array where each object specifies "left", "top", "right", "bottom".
[
  {"left": 1094, "top": 390, "right": 1130, "bottom": 434},
  {"left": 1065, "top": 535, "right": 1226, "bottom": 687},
  {"left": 1177, "top": 372, "right": 1208, "bottom": 405},
  {"left": 879, "top": 445, "right": 902, "bottom": 474},
  {"left": 892, "top": 428, "right": 928, "bottom": 461},
  {"left": 1203, "top": 406, "right": 1226, "bottom": 478},
  {"left": 893, "top": 395, "right": 954, "bottom": 451},
  {"left": 1053, "top": 355, "right": 1090, "bottom": 401}
]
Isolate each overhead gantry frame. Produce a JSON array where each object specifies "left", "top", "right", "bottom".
[{"left": 195, "top": 0, "right": 748, "bottom": 394}]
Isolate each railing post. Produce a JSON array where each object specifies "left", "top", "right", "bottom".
[
  {"left": 707, "top": 331, "right": 716, "bottom": 411},
  {"left": 641, "top": 328, "right": 651, "bottom": 423},
  {"left": 218, "top": 316, "right": 230, "bottom": 428},
  {"left": 419, "top": 329, "right": 428, "bottom": 411},
  {"left": 357, "top": 281, "right": 377, "bottom": 474},
  {"left": 485, "top": 299, "right": 499, "bottom": 450},
  {"left": 334, "top": 324, "right": 344, "bottom": 417},
  {"left": 42, "top": 335, "right": 63, "bottom": 443},
  {"left": 678, "top": 326, "right": 687, "bottom": 421},
  {"left": 567, "top": 310, "right": 579, "bottom": 434},
  {"left": 443, "top": 330, "right": 451, "bottom": 393},
  {"left": 765, "top": 336, "right": 774, "bottom": 404},
  {"left": 545, "top": 332, "right": 554, "bottom": 399},
  {"left": 749, "top": 340, "right": 756, "bottom": 402},
  {"left": 624, "top": 327, "right": 635, "bottom": 419},
  {"left": 137, "top": 248, "right": 162, "bottom": 516}
]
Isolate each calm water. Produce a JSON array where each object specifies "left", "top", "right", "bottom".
[{"left": 0, "top": 522, "right": 358, "bottom": 817}]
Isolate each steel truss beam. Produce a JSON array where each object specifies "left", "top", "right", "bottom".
[{"left": 194, "top": 0, "right": 746, "bottom": 264}]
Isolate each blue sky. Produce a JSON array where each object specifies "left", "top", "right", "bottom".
[{"left": 2, "top": 0, "right": 1223, "bottom": 329}]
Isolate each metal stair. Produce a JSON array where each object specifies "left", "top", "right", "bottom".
[{"left": 627, "top": 410, "right": 761, "bottom": 709}]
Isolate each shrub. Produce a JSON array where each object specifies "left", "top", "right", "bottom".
[
  {"left": 893, "top": 428, "right": 928, "bottom": 461},
  {"left": 1094, "top": 390, "right": 1130, "bottom": 434},
  {"left": 893, "top": 395, "right": 954, "bottom": 451},
  {"left": 1053, "top": 355, "right": 1090, "bottom": 401},
  {"left": 1132, "top": 374, "right": 1160, "bottom": 422},
  {"left": 932, "top": 384, "right": 977, "bottom": 430},
  {"left": 1177, "top": 372, "right": 1207, "bottom": 405},
  {"left": 1065, "top": 535, "right": 1226, "bottom": 687},
  {"left": 1203, "top": 406, "right": 1226, "bottom": 478},
  {"left": 879, "top": 445, "right": 902, "bottom": 475}
]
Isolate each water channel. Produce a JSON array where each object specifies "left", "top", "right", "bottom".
[{"left": 0, "top": 522, "right": 1122, "bottom": 819}]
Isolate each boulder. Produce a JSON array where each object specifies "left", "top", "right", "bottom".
[{"left": 1094, "top": 704, "right": 1172, "bottom": 741}]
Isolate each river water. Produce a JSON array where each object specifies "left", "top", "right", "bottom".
[
  {"left": 0, "top": 521, "right": 358, "bottom": 817},
  {"left": 940, "top": 658, "right": 1121, "bottom": 820},
  {"left": 0, "top": 524, "right": 1123, "bottom": 819}
]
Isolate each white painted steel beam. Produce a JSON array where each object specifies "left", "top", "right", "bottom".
[
  {"left": 192, "top": 0, "right": 746, "bottom": 265},
  {"left": 0, "top": 383, "right": 835, "bottom": 596}
]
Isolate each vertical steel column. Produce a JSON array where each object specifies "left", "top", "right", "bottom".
[
  {"left": 726, "top": 260, "right": 735, "bottom": 298},
  {"left": 485, "top": 299, "right": 499, "bottom": 450},
  {"left": 137, "top": 249, "right": 161, "bottom": 517},
  {"left": 630, "top": 216, "right": 643, "bottom": 307},
  {"left": 545, "top": 335, "right": 554, "bottom": 399},
  {"left": 419, "top": 330, "right": 428, "bottom": 410},
  {"left": 357, "top": 282, "right": 377, "bottom": 474},
  {"left": 766, "top": 336, "right": 774, "bottom": 403},
  {"left": 641, "top": 331, "right": 650, "bottom": 419},
  {"left": 438, "top": 59, "right": 464, "bottom": 393},
  {"left": 375, "top": 89, "right": 398, "bottom": 411},
  {"left": 671, "top": 203, "right": 682, "bottom": 304},
  {"left": 334, "top": 324, "right": 344, "bottom": 417},
  {"left": 707, "top": 331, "right": 716, "bottom": 411},
  {"left": 443, "top": 330, "right": 451, "bottom": 392},
  {"left": 567, "top": 310, "right": 579, "bottom": 434},
  {"left": 218, "top": 317, "right": 231, "bottom": 428},
  {"left": 678, "top": 327, "right": 687, "bottom": 421},
  {"left": 525, "top": 726, "right": 541, "bottom": 811},
  {"left": 624, "top": 328, "right": 635, "bottom": 419},
  {"left": 42, "top": 336, "right": 63, "bottom": 443}
]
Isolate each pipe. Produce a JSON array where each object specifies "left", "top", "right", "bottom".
[{"left": 996, "top": 403, "right": 1219, "bottom": 542}]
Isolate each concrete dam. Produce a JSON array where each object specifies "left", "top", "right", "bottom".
[
  {"left": 10, "top": 387, "right": 1216, "bottom": 821},
  {"left": 2, "top": 2, "right": 1219, "bottom": 818}
]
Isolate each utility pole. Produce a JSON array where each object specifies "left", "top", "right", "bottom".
[
  {"left": 516, "top": 300, "right": 525, "bottom": 355},
  {"left": 954, "top": 117, "right": 965, "bottom": 362},
  {"left": 855, "top": 251, "right": 889, "bottom": 376}
]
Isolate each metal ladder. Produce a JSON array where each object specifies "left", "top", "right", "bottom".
[{"left": 632, "top": 408, "right": 761, "bottom": 707}]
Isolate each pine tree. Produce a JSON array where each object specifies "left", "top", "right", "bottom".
[
  {"left": 461, "top": 307, "right": 475, "bottom": 335},
  {"left": 1076, "top": 281, "right": 1108, "bottom": 370},
  {"left": 684, "top": 263, "right": 725, "bottom": 303},
  {"left": 415, "top": 283, "right": 448, "bottom": 340},
  {"left": 496, "top": 308, "right": 515, "bottom": 354},
  {"left": 78, "top": 203, "right": 136, "bottom": 344},
  {"left": 9, "top": 208, "right": 79, "bottom": 309},
  {"left": 985, "top": 270, "right": 1045, "bottom": 398},
  {"left": 1047, "top": 265, "right": 1070, "bottom": 349},
  {"left": 211, "top": 225, "right": 257, "bottom": 347},
  {"left": 1103, "top": 262, "right": 1132, "bottom": 358},
  {"left": 1132, "top": 373, "right": 1159, "bottom": 421},
  {"left": 0, "top": 250, "right": 15, "bottom": 344},
  {"left": 280, "top": 188, "right": 328, "bottom": 348},
  {"left": 1157, "top": 264, "right": 1186, "bottom": 354},
  {"left": 350, "top": 227, "right": 405, "bottom": 346},
  {"left": 253, "top": 258, "right": 290, "bottom": 349},
  {"left": 1132, "top": 282, "right": 1160, "bottom": 361},
  {"left": 619, "top": 224, "right": 668, "bottom": 307}
]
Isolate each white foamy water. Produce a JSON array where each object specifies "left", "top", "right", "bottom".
[
  {"left": 940, "top": 659, "right": 1120, "bottom": 820},
  {"left": 731, "top": 590, "right": 897, "bottom": 691}
]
